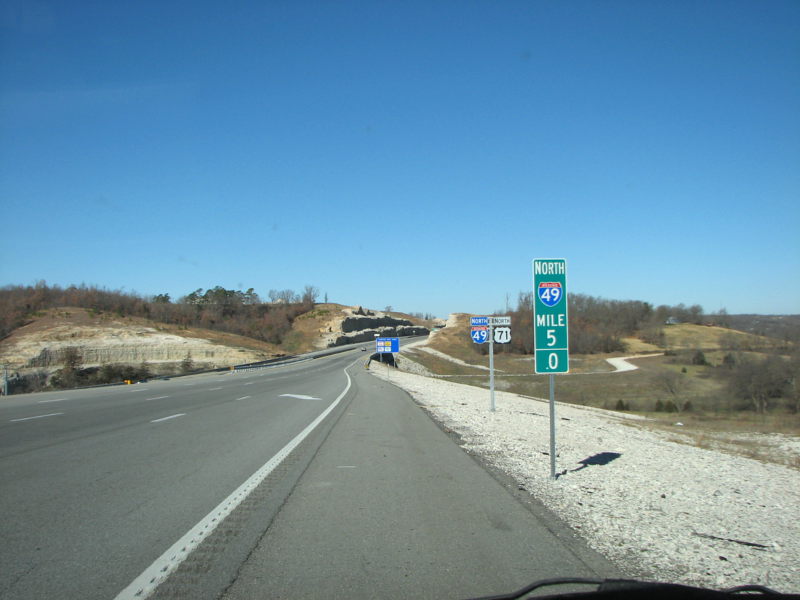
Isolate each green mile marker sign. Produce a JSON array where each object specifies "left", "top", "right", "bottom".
[{"left": 533, "top": 259, "right": 569, "bottom": 374}]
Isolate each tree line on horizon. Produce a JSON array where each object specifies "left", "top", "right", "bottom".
[
  {"left": 499, "top": 292, "right": 715, "bottom": 355},
  {"left": 0, "top": 282, "right": 322, "bottom": 345}
]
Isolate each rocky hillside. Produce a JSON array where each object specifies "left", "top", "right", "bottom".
[
  {"left": 0, "top": 304, "right": 433, "bottom": 389},
  {"left": 321, "top": 306, "right": 431, "bottom": 347},
  {"left": 0, "top": 308, "right": 278, "bottom": 373}
]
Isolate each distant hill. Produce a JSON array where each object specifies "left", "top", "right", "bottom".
[
  {"left": 661, "top": 322, "right": 787, "bottom": 352},
  {"left": 430, "top": 315, "right": 786, "bottom": 359},
  {"left": 723, "top": 314, "right": 800, "bottom": 344}
]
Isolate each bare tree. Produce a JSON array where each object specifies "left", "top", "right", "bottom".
[
  {"left": 268, "top": 289, "right": 298, "bottom": 304},
  {"left": 654, "top": 369, "right": 686, "bottom": 403},
  {"left": 789, "top": 354, "right": 800, "bottom": 413},
  {"left": 62, "top": 346, "right": 83, "bottom": 371},
  {"left": 52, "top": 346, "right": 83, "bottom": 389},
  {"left": 180, "top": 353, "right": 194, "bottom": 374},
  {"left": 302, "top": 285, "right": 319, "bottom": 305},
  {"left": 729, "top": 355, "right": 789, "bottom": 414}
]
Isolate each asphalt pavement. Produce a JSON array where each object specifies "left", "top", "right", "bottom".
[
  {"left": 220, "top": 365, "right": 618, "bottom": 600},
  {"left": 0, "top": 351, "right": 360, "bottom": 600},
  {"left": 1, "top": 344, "right": 618, "bottom": 600}
]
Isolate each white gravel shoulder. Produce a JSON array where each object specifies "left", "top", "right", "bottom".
[{"left": 368, "top": 367, "right": 800, "bottom": 593}]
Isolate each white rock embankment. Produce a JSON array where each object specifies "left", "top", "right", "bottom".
[
  {"left": 368, "top": 367, "right": 800, "bottom": 593},
  {"left": 1, "top": 325, "right": 263, "bottom": 371}
]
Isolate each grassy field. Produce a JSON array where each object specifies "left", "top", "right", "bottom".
[
  {"left": 402, "top": 320, "right": 799, "bottom": 436},
  {"left": 661, "top": 322, "right": 780, "bottom": 351}
]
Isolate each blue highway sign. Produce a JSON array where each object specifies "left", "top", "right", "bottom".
[
  {"left": 471, "top": 327, "right": 488, "bottom": 344},
  {"left": 376, "top": 337, "right": 400, "bottom": 353}
]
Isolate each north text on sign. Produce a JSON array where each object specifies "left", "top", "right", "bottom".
[{"left": 534, "top": 261, "right": 566, "bottom": 275}]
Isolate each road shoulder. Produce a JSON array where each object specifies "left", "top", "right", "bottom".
[{"left": 222, "top": 366, "right": 618, "bottom": 600}]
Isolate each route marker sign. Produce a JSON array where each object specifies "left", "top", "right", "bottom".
[
  {"left": 470, "top": 326, "right": 488, "bottom": 344},
  {"left": 376, "top": 337, "right": 399, "bottom": 353},
  {"left": 493, "top": 326, "right": 511, "bottom": 344},
  {"left": 468, "top": 315, "right": 512, "bottom": 412},
  {"left": 533, "top": 258, "right": 569, "bottom": 480},
  {"left": 533, "top": 259, "right": 569, "bottom": 374}
]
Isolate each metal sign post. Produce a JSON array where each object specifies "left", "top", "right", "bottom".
[
  {"left": 488, "top": 316, "right": 511, "bottom": 412},
  {"left": 549, "top": 374, "right": 556, "bottom": 478},
  {"left": 533, "top": 259, "right": 569, "bottom": 480},
  {"left": 489, "top": 319, "right": 495, "bottom": 412},
  {"left": 376, "top": 337, "right": 400, "bottom": 380},
  {"left": 471, "top": 316, "right": 511, "bottom": 412}
]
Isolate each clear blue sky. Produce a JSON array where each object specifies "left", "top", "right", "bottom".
[{"left": 1, "top": 0, "right": 798, "bottom": 318}]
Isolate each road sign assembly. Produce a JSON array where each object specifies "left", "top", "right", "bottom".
[
  {"left": 375, "top": 337, "right": 399, "bottom": 353},
  {"left": 533, "top": 258, "right": 569, "bottom": 480},
  {"left": 468, "top": 315, "right": 512, "bottom": 412},
  {"left": 533, "top": 259, "right": 569, "bottom": 374}
]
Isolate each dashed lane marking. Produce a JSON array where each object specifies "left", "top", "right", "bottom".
[
  {"left": 11, "top": 413, "right": 64, "bottom": 422},
  {"left": 151, "top": 414, "right": 186, "bottom": 423},
  {"left": 114, "top": 360, "right": 357, "bottom": 600}
]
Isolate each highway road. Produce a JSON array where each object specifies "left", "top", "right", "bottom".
[
  {"left": 1, "top": 342, "right": 617, "bottom": 599},
  {"left": 0, "top": 349, "right": 361, "bottom": 600}
]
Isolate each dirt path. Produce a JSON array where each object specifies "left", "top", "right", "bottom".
[{"left": 605, "top": 353, "right": 663, "bottom": 372}]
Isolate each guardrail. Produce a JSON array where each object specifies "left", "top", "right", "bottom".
[{"left": 231, "top": 345, "right": 357, "bottom": 372}]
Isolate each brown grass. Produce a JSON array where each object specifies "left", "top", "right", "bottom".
[
  {"left": 663, "top": 323, "right": 779, "bottom": 351},
  {"left": 621, "top": 336, "right": 662, "bottom": 353},
  {"left": 405, "top": 331, "right": 800, "bottom": 437},
  {"left": 629, "top": 412, "right": 800, "bottom": 468}
]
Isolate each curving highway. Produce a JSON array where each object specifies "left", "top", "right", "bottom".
[{"left": 1, "top": 341, "right": 617, "bottom": 600}]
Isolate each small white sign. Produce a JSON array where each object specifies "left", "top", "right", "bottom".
[
  {"left": 489, "top": 316, "right": 511, "bottom": 326},
  {"left": 494, "top": 327, "right": 511, "bottom": 344}
]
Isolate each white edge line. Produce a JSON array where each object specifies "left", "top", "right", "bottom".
[
  {"left": 150, "top": 413, "right": 186, "bottom": 423},
  {"left": 11, "top": 412, "right": 64, "bottom": 422},
  {"left": 114, "top": 364, "right": 354, "bottom": 600}
]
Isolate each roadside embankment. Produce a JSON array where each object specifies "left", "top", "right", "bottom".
[{"left": 368, "top": 366, "right": 800, "bottom": 593}]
